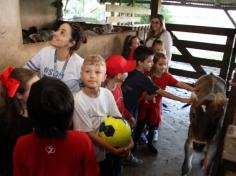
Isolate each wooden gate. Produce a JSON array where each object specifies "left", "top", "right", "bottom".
[{"left": 166, "top": 24, "right": 236, "bottom": 84}]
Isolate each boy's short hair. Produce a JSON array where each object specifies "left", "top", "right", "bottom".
[
  {"left": 82, "top": 55, "right": 106, "bottom": 69},
  {"left": 134, "top": 46, "right": 155, "bottom": 62},
  {"left": 27, "top": 77, "right": 74, "bottom": 138}
]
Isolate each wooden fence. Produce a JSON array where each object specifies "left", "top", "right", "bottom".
[{"left": 166, "top": 24, "right": 236, "bottom": 85}]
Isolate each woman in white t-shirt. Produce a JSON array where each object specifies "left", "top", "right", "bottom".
[
  {"left": 25, "top": 22, "right": 87, "bottom": 93},
  {"left": 145, "top": 14, "right": 173, "bottom": 64}
]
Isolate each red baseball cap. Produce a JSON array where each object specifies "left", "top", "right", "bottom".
[{"left": 106, "top": 55, "right": 136, "bottom": 77}]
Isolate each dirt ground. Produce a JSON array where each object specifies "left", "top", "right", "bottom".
[{"left": 123, "top": 86, "right": 205, "bottom": 176}]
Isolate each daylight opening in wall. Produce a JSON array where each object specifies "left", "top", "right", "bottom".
[{"left": 62, "top": 0, "right": 106, "bottom": 23}]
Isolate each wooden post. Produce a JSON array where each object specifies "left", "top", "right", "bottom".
[
  {"left": 151, "top": 0, "right": 158, "bottom": 17},
  {"left": 214, "top": 68, "right": 236, "bottom": 175}
]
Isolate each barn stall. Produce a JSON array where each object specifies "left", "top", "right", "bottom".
[{"left": 0, "top": 0, "right": 236, "bottom": 175}]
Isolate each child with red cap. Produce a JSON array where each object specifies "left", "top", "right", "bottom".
[
  {"left": 105, "top": 54, "right": 136, "bottom": 128},
  {"left": 105, "top": 55, "right": 143, "bottom": 166}
]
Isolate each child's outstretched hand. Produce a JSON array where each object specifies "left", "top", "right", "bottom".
[{"left": 180, "top": 98, "right": 192, "bottom": 104}]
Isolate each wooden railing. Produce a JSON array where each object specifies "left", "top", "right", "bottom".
[{"left": 166, "top": 24, "right": 236, "bottom": 84}]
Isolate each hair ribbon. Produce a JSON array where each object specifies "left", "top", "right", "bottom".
[{"left": 0, "top": 67, "right": 20, "bottom": 97}]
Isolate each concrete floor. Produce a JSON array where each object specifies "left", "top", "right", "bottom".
[{"left": 123, "top": 87, "right": 204, "bottom": 176}]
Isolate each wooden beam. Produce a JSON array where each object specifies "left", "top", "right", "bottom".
[
  {"left": 172, "top": 54, "right": 222, "bottom": 68},
  {"left": 167, "top": 24, "right": 236, "bottom": 36},
  {"left": 106, "top": 4, "right": 151, "bottom": 15},
  {"left": 172, "top": 34, "right": 206, "bottom": 74},
  {"left": 173, "top": 40, "right": 226, "bottom": 52},
  {"left": 219, "top": 33, "right": 235, "bottom": 80},
  {"left": 169, "top": 68, "right": 203, "bottom": 79},
  {"left": 151, "top": 0, "right": 158, "bottom": 16}
]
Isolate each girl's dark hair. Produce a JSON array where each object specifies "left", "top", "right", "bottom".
[
  {"left": 0, "top": 68, "right": 37, "bottom": 141},
  {"left": 122, "top": 35, "right": 138, "bottom": 59},
  {"left": 150, "top": 53, "right": 167, "bottom": 79},
  {"left": 66, "top": 22, "right": 87, "bottom": 55},
  {"left": 146, "top": 14, "right": 166, "bottom": 42},
  {"left": 27, "top": 77, "right": 74, "bottom": 138}
]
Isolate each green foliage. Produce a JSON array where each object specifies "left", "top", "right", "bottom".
[
  {"left": 135, "top": 3, "right": 150, "bottom": 24},
  {"left": 160, "top": 6, "right": 174, "bottom": 23}
]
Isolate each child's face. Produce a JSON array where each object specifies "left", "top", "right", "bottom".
[
  {"left": 130, "top": 38, "right": 140, "bottom": 50},
  {"left": 17, "top": 75, "right": 40, "bottom": 107},
  {"left": 139, "top": 55, "right": 154, "bottom": 72},
  {"left": 81, "top": 64, "right": 106, "bottom": 89},
  {"left": 50, "top": 23, "right": 74, "bottom": 49},
  {"left": 117, "top": 72, "right": 128, "bottom": 82},
  {"left": 153, "top": 44, "right": 164, "bottom": 53},
  {"left": 154, "top": 57, "right": 167, "bottom": 74}
]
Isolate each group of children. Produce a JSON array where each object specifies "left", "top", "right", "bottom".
[{"left": 0, "top": 21, "right": 194, "bottom": 176}]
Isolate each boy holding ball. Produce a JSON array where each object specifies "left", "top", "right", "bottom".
[{"left": 73, "top": 55, "right": 133, "bottom": 176}]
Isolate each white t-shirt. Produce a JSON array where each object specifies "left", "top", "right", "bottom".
[
  {"left": 73, "top": 87, "right": 121, "bottom": 161},
  {"left": 24, "top": 46, "right": 84, "bottom": 93},
  {"left": 146, "top": 30, "right": 173, "bottom": 63}
]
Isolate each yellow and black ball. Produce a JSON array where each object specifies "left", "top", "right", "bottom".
[{"left": 99, "top": 116, "right": 131, "bottom": 147}]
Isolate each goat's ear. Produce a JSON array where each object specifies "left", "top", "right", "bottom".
[{"left": 214, "top": 92, "right": 227, "bottom": 108}]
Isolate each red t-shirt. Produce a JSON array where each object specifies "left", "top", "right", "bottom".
[
  {"left": 139, "top": 73, "right": 178, "bottom": 126},
  {"left": 128, "top": 49, "right": 135, "bottom": 60},
  {"left": 13, "top": 131, "right": 99, "bottom": 176},
  {"left": 112, "top": 85, "right": 132, "bottom": 120}
]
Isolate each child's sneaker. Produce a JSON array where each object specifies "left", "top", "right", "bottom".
[
  {"left": 139, "top": 132, "right": 148, "bottom": 144},
  {"left": 123, "top": 153, "right": 143, "bottom": 167},
  {"left": 153, "top": 129, "right": 159, "bottom": 142}
]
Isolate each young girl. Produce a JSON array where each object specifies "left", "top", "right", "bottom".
[
  {"left": 13, "top": 77, "right": 99, "bottom": 176},
  {"left": 122, "top": 35, "right": 140, "bottom": 61},
  {"left": 25, "top": 22, "right": 87, "bottom": 93},
  {"left": 0, "top": 67, "right": 39, "bottom": 176},
  {"left": 135, "top": 53, "right": 193, "bottom": 154}
]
